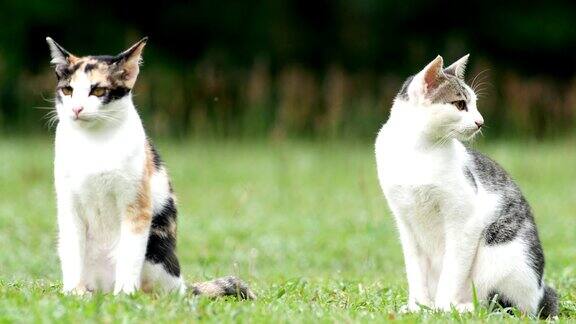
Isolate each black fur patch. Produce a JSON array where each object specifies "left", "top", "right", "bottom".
[
  {"left": 538, "top": 285, "right": 559, "bottom": 318},
  {"left": 90, "top": 55, "right": 119, "bottom": 64},
  {"left": 84, "top": 63, "right": 98, "bottom": 73},
  {"left": 71, "top": 61, "right": 83, "bottom": 73},
  {"left": 191, "top": 286, "right": 202, "bottom": 295},
  {"left": 488, "top": 291, "right": 515, "bottom": 315},
  {"left": 102, "top": 86, "right": 130, "bottom": 104},
  {"left": 145, "top": 197, "right": 180, "bottom": 277},
  {"left": 149, "top": 142, "right": 163, "bottom": 170}
]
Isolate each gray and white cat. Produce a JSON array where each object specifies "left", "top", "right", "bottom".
[
  {"left": 375, "top": 55, "right": 558, "bottom": 317},
  {"left": 47, "top": 37, "right": 254, "bottom": 299}
]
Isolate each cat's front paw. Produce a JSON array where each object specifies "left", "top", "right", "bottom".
[
  {"left": 113, "top": 281, "right": 139, "bottom": 295},
  {"left": 400, "top": 299, "right": 432, "bottom": 313},
  {"left": 436, "top": 301, "right": 474, "bottom": 312},
  {"left": 454, "top": 303, "right": 474, "bottom": 312},
  {"left": 63, "top": 284, "right": 92, "bottom": 296}
]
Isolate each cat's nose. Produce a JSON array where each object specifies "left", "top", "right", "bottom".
[
  {"left": 72, "top": 106, "right": 84, "bottom": 117},
  {"left": 475, "top": 120, "right": 484, "bottom": 129}
]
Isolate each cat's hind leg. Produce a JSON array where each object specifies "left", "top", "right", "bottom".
[
  {"left": 472, "top": 237, "right": 557, "bottom": 318},
  {"left": 141, "top": 261, "right": 185, "bottom": 293}
]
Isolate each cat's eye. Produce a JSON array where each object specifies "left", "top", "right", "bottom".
[
  {"left": 90, "top": 87, "right": 108, "bottom": 97},
  {"left": 61, "top": 86, "right": 73, "bottom": 96},
  {"left": 452, "top": 100, "right": 467, "bottom": 111}
]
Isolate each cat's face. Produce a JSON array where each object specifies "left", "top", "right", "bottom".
[
  {"left": 46, "top": 37, "right": 147, "bottom": 127},
  {"left": 400, "top": 55, "right": 484, "bottom": 142}
]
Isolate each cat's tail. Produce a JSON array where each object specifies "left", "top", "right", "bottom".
[
  {"left": 189, "top": 276, "right": 256, "bottom": 300},
  {"left": 538, "top": 285, "right": 558, "bottom": 318}
]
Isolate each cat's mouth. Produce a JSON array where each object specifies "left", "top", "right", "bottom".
[
  {"left": 71, "top": 114, "right": 94, "bottom": 123},
  {"left": 73, "top": 115, "right": 88, "bottom": 121}
]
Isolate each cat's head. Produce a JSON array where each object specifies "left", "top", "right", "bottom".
[
  {"left": 46, "top": 37, "right": 147, "bottom": 127},
  {"left": 397, "top": 55, "right": 484, "bottom": 142}
]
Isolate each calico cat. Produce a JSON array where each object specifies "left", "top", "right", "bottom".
[
  {"left": 375, "top": 55, "right": 558, "bottom": 317},
  {"left": 46, "top": 37, "right": 254, "bottom": 298}
]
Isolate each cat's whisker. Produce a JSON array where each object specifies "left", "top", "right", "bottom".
[
  {"left": 470, "top": 69, "right": 490, "bottom": 91},
  {"left": 45, "top": 114, "right": 60, "bottom": 129},
  {"left": 41, "top": 93, "right": 57, "bottom": 104},
  {"left": 433, "top": 129, "right": 457, "bottom": 148},
  {"left": 473, "top": 81, "right": 492, "bottom": 95},
  {"left": 41, "top": 111, "right": 59, "bottom": 121},
  {"left": 96, "top": 114, "right": 122, "bottom": 124}
]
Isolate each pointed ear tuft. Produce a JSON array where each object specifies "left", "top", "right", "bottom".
[
  {"left": 444, "top": 54, "right": 469, "bottom": 79},
  {"left": 422, "top": 55, "right": 444, "bottom": 91},
  {"left": 407, "top": 55, "right": 446, "bottom": 100},
  {"left": 46, "top": 37, "right": 78, "bottom": 65},
  {"left": 113, "top": 37, "right": 148, "bottom": 87}
]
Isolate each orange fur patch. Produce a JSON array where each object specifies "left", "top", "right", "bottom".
[
  {"left": 125, "top": 143, "right": 155, "bottom": 234},
  {"left": 68, "top": 55, "right": 80, "bottom": 65}
]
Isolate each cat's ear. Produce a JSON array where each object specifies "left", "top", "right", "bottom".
[
  {"left": 444, "top": 54, "right": 469, "bottom": 79},
  {"left": 46, "top": 37, "right": 78, "bottom": 65},
  {"left": 408, "top": 55, "right": 446, "bottom": 100},
  {"left": 112, "top": 37, "right": 148, "bottom": 87}
]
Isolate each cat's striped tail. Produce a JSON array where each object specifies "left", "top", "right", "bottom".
[
  {"left": 189, "top": 276, "right": 256, "bottom": 300},
  {"left": 538, "top": 285, "right": 558, "bottom": 318}
]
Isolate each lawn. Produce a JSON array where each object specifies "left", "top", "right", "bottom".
[{"left": 0, "top": 136, "right": 574, "bottom": 322}]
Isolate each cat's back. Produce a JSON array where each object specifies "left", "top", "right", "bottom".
[
  {"left": 465, "top": 148, "right": 539, "bottom": 232},
  {"left": 465, "top": 148, "right": 522, "bottom": 195}
]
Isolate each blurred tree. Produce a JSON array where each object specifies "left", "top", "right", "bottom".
[{"left": 0, "top": 0, "right": 574, "bottom": 137}]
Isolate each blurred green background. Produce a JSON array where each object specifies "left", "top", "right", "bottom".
[
  {"left": 1, "top": 2, "right": 575, "bottom": 321},
  {"left": 0, "top": 0, "right": 575, "bottom": 139}
]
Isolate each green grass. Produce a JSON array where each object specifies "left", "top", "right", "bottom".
[{"left": 0, "top": 136, "right": 574, "bottom": 323}]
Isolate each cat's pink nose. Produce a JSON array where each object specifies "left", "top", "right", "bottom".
[
  {"left": 475, "top": 121, "right": 484, "bottom": 129},
  {"left": 72, "top": 106, "right": 84, "bottom": 118}
]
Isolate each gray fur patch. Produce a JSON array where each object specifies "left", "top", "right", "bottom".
[
  {"left": 484, "top": 198, "right": 527, "bottom": 245},
  {"left": 463, "top": 166, "right": 477, "bottom": 193},
  {"left": 396, "top": 75, "right": 414, "bottom": 101},
  {"left": 429, "top": 75, "right": 469, "bottom": 104},
  {"left": 467, "top": 149, "right": 545, "bottom": 284},
  {"left": 396, "top": 73, "right": 469, "bottom": 104},
  {"left": 467, "top": 149, "right": 512, "bottom": 192},
  {"left": 487, "top": 290, "right": 514, "bottom": 313}
]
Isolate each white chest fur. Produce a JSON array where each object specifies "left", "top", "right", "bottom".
[
  {"left": 54, "top": 107, "right": 148, "bottom": 292},
  {"left": 55, "top": 111, "right": 146, "bottom": 214}
]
